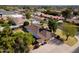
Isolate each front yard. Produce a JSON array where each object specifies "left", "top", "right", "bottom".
[
  {"left": 13, "top": 28, "right": 24, "bottom": 33},
  {"left": 55, "top": 29, "right": 77, "bottom": 46}
]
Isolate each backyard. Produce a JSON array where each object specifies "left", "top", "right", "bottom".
[{"left": 55, "top": 28, "right": 77, "bottom": 46}]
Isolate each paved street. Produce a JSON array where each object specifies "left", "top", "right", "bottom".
[
  {"left": 72, "top": 34, "right": 79, "bottom": 53},
  {"left": 73, "top": 47, "right": 79, "bottom": 53}
]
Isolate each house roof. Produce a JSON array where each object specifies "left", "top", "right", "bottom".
[
  {"left": 40, "top": 30, "right": 52, "bottom": 39},
  {"left": 26, "top": 26, "right": 40, "bottom": 39},
  {"left": 34, "top": 12, "right": 64, "bottom": 20},
  {"left": 26, "top": 24, "right": 40, "bottom": 34},
  {"left": 66, "top": 16, "right": 79, "bottom": 24},
  {"left": 12, "top": 17, "right": 25, "bottom": 25},
  {"left": 0, "top": 10, "right": 18, "bottom": 15}
]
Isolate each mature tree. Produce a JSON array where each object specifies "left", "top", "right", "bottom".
[
  {"left": 12, "top": 32, "right": 35, "bottom": 45},
  {"left": 12, "top": 32, "right": 35, "bottom": 53},
  {"left": 7, "top": 17, "right": 14, "bottom": 25},
  {"left": 0, "top": 36, "right": 15, "bottom": 53},
  {"left": 23, "top": 21, "right": 29, "bottom": 26},
  {"left": 1, "top": 27, "right": 13, "bottom": 37},
  {"left": 0, "top": 19, "right": 4, "bottom": 24},
  {"left": 25, "top": 12, "right": 31, "bottom": 19},
  {"left": 0, "top": 27, "right": 35, "bottom": 53},
  {"left": 61, "top": 8, "right": 72, "bottom": 20},
  {"left": 0, "top": 6, "right": 17, "bottom": 11},
  {"left": 43, "top": 10, "right": 60, "bottom": 16},
  {"left": 63, "top": 23, "right": 77, "bottom": 41},
  {"left": 0, "top": 17, "right": 13, "bottom": 27},
  {"left": 48, "top": 19, "right": 59, "bottom": 33}
]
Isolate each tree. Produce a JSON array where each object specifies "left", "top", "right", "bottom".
[
  {"left": 0, "top": 19, "right": 4, "bottom": 24},
  {"left": 25, "top": 12, "right": 31, "bottom": 19},
  {"left": 12, "top": 32, "right": 35, "bottom": 45},
  {"left": 1, "top": 27, "right": 13, "bottom": 37},
  {"left": 40, "top": 20, "right": 45, "bottom": 26},
  {"left": 12, "top": 32, "right": 35, "bottom": 53},
  {"left": 48, "top": 19, "right": 59, "bottom": 33},
  {"left": 61, "top": 8, "right": 72, "bottom": 20},
  {"left": 0, "top": 17, "right": 13, "bottom": 27},
  {"left": 0, "top": 6, "right": 17, "bottom": 11},
  {"left": 0, "top": 27, "right": 35, "bottom": 53},
  {"left": 23, "top": 21, "right": 29, "bottom": 26},
  {"left": 0, "top": 27, "right": 14, "bottom": 52},
  {"left": 43, "top": 9, "right": 60, "bottom": 16},
  {"left": 7, "top": 17, "right": 14, "bottom": 25},
  {"left": 63, "top": 23, "right": 77, "bottom": 41}
]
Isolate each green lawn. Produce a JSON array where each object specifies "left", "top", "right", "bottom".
[{"left": 55, "top": 29, "right": 77, "bottom": 46}]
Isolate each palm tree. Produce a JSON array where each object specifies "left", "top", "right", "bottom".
[{"left": 48, "top": 19, "right": 59, "bottom": 33}]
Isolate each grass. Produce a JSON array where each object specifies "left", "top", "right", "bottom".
[
  {"left": 55, "top": 29, "right": 77, "bottom": 46},
  {"left": 13, "top": 28, "right": 24, "bottom": 33}
]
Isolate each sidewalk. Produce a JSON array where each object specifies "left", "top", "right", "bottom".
[{"left": 30, "top": 36, "right": 79, "bottom": 53}]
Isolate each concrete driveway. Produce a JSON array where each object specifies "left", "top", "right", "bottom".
[{"left": 30, "top": 36, "right": 79, "bottom": 53}]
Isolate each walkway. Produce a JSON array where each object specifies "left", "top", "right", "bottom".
[{"left": 30, "top": 36, "right": 79, "bottom": 53}]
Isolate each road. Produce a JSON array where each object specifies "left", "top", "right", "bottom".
[
  {"left": 72, "top": 47, "right": 79, "bottom": 53},
  {"left": 73, "top": 34, "right": 79, "bottom": 53}
]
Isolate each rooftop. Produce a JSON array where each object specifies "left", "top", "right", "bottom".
[{"left": 0, "top": 10, "right": 19, "bottom": 15}]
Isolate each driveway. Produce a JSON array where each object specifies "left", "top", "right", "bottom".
[
  {"left": 30, "top": 36, "right": 79, "bottom": 53},
  {"left": 30, "top": 43, "right": 70, "bottom": 53}
]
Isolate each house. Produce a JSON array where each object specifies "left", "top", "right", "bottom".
[
  {"left": 32, "top": 20, "right": 40, "bottom": 25},
  {"left": 32, "top": 15, "right": 45, "bottom": 21},
  {"left": 11, "top": 16, "right": 25, "bottom": 25},
  {"left": 26, "top": 24, "right": 40, "bottom": 34},
  {"left": 40, "top": 30, "right": 52, "bottom": 39},
  {"left": 66, "top": 16, "right": 79, "bottom": 24},
  {"left": 24, "top": 24, "right": 52, "bottom": 40},
  {"left": 0, "top": 10, "right": 25, "bottom": 25},
  {"left": 34, "top": 12, "right": 64, "bottom": 21},
  {"left": 24, "top": 24, "right": 40, "bottom": 39}
]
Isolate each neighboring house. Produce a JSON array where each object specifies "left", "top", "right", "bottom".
[
  {"left": 11, "top": 16, "right": 25, "bottom": 25},
  {"left": 34, "top": 12, "right": 64, "bottom": 20},
  {"left": 51, "top": 16, "right": 64, "bottom": 20},
  {"left": 32, "top": 15, "right": 45, "bottom": 21},
  {"left": 32, "top": 20, "right": 40, "bottom": 25},
  {"left": 0, "top": 10, "right": 25, "bottom": 25},
  {"left": 66, "top": 16, "right": 79, "bottom": 24}
]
